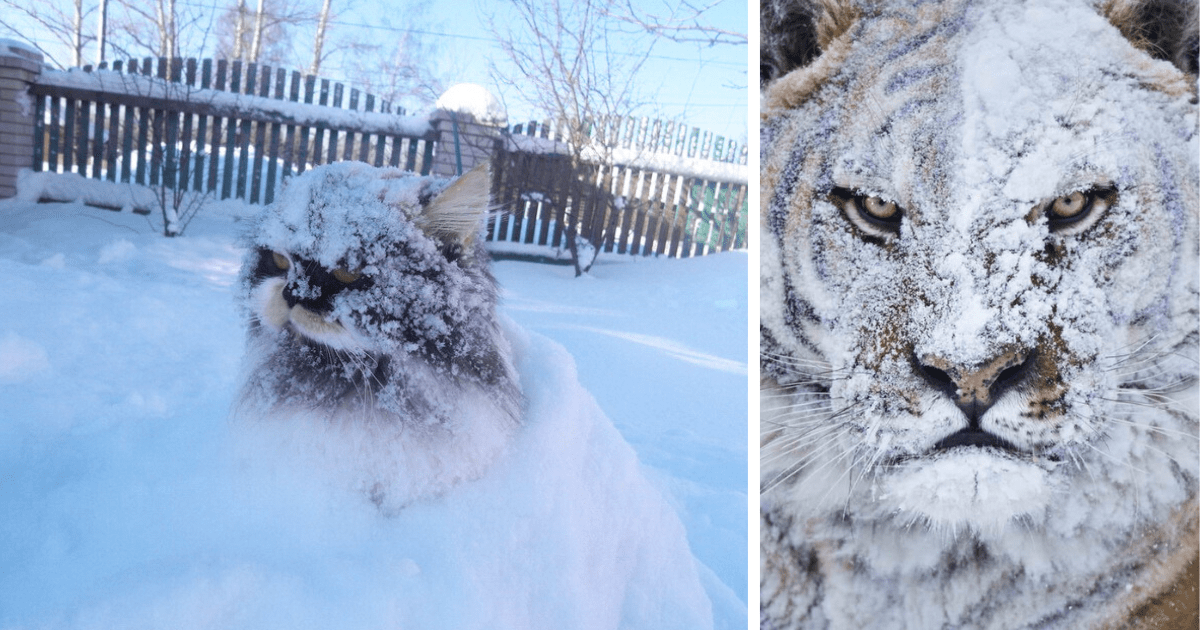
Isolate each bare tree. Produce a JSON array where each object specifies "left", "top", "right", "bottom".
[
  {"left": 103, "top": 0, "right": 213, "bottom": 61},
  {"left": 341, "top": 34, "right": 443, "bottom": 108},
  {"left": 250, "top": 0, "right": 268, "bottom": 61},
  {"left": 230, "top": 0, "right": 248, "bottom": 59},
  {"left": 95, "top": 0, "right": 109, "bottom": 64},
  {"left": 606, "top": 0, "right": 746, "bottom": 46},
  {"left": 72, "top": 0, "right": 86, "bottom": 65},
  {"left": 0, "top": 0, "right": 94, "bottom": 68},
  {"left": 214, "top": 0, "right": 315, "bottom": 67},
  {"left": 487, "top": 0, "right": 665, "bottom": 275},
  {"left": 158, "top": 0, "right": 177, "bottom": 59},
  {"left": 489, "top": 0, "right": 658, "bottom": 163},
  {"left": 326, "top": 0, "right": 444, "bottom": 111},
  {"left": 213, "top": 0, "right": 314, "bottom": 67},
  {"left": 309, "top": 0, "right": 333, "bottom": 75}
]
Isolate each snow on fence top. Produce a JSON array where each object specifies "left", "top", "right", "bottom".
[
  {"left": 505, "top": 133, "right": 746, "bottom": 184},
  {"left": 28, "top": 57, "right": 439, "bottom": 206},
  {"left": 36, "top": 65, "right": 433, "bottom": 138},
  {"left": 0, "top": 37, "right": 40, "bottom": 60},
  {"left": 505, "top": 117, "right": 746, "bottom": 185}
]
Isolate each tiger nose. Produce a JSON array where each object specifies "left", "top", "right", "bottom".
[{"left": 915, "top": 349, "right": 1035, "bottom": 422}]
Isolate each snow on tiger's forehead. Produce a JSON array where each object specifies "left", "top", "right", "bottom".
[
  {"left": 253, "top": 162, "right": 449, "bottom": 267},
  {"left": 821, "top": 0, "right": 1194, "bottom": 232},
  {"left": 957, "top": 0, "right": 1194, "bottom": 204}
]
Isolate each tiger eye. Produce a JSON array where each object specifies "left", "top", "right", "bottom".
[
  {"left": 1044, "top": 186, "right": 1115, "bottom": 235},
  {"left": 332, "top": 267, "right": 362, "bottom": 284},
  {"left": 1050, "top": 191, "right": 1086, "bottom": 218},
  {"left": 829, "top": 187, "right": 905, "bottom": 241},
  {"left": 863, "top": 196, "right": 899, "bottom": 220},
  {"left": 271, "top": 251, "right": 290, "bottom": 271}
]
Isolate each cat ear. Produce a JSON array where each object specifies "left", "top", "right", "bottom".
[{"left": 416, "top": 162, "right": 492, "bottom": 250}]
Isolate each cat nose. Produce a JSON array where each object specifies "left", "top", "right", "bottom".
[
  {"left": 281, "top": 282, "right": 313, "bottom": 309},
  {"left": 281, "top": 283, "right": 297, "bottom": 308},
  {"left": 914, "top": 349, "right": 1035, "bottom": 422},
  {"left": 282, "top": 278, "right": 337, "bottom": 312}
]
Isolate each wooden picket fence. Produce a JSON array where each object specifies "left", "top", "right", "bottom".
[
  {"left": 492, "top": 118, "right": 747, "bottom": 258},
  {"left": 28, "top": 57, "right": 436, "bottom": 206},
  {"left": 22, "top": 57, "right": 747, "bottom": 258},
  {"left": 507, "top": 116, "right": 748, "bottom": 164}
]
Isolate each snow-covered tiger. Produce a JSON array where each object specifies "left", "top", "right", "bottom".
[{"left": 759, "top": 0, "right": 1198, "bottom": 628}]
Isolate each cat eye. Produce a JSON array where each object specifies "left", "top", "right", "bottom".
[
  {"left": 830, "top": 187, "right": 904, "bottom": 240},
  {"left": 1043, "top": 186, "right": 1115, "bottom": 235},
  {"left": 271, "top": 251, "right": 290, "bottom": 271},
  {"left": 332, "top": 267, "right": 362, "bottom": 284}
]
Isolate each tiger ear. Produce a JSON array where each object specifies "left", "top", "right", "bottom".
[
  {"left": 761, "top": 0, "right": 859, "bottom": 86},
  {"left": 416, "top": 163, "right": 492, "bottom": 250},
  {"left": 1103, "top": 0, "right": 1199, "bottom": 75}
]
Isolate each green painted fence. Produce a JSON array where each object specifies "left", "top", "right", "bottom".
[{"left": 30, "top": 57, "right": 436, "bottom": 206}]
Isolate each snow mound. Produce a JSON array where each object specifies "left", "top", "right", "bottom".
[{"left": 0, "top": 198, "right": 716, "bottom": 629}]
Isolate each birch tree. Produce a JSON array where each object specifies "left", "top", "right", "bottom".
[
  {"left": 104, "top": 0, "right": 211, "bottom": 60},
  {"left": 0, "top": 0, "right": 93, "bottom": 68},
  {"left": 214, "top": 0, "right": 310, "bottom": 66},
  {"left": 308, "top": 0, "right": 332, "bottom": 75},
  {"left": 95, "top": 0, "right": 109, "bottom": 64}
]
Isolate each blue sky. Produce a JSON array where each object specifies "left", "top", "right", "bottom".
[
  {"left": 5, "top": 0, "right": 748, "bottom": 143},
  {"left": 328, "top": 0, "right": 749, "bottom": 141}
]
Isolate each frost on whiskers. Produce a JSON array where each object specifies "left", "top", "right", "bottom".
[{"left": 233, "top": 162, "right": 521, "bottom": 509}]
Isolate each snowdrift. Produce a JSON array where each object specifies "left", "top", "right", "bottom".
[{"left": 0, "top": 197, "right": 725, "bottom": 629}]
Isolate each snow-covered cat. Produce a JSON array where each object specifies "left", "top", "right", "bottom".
[
  {"left": 760, "top": 0, "right": 1198, "bottom": 627},
  {"left": 235, "top": 162, "right": 521, "bottom": 509}
]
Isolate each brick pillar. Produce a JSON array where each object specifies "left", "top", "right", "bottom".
[
  {"left": 429, "top": 84, "right": 506, "bottom": 178},
  {"left": 0, "top": 40, "right": 42, "bottom": 199}
]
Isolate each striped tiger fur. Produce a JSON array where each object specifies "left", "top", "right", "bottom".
[{"left": 759, "top": 0, "right": 1199, "bottom": 628}]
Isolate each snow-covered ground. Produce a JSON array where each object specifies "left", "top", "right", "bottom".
[{"left": 0, "top": 183, "right": 747, "bottom": 628}]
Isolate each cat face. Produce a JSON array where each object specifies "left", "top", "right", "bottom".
[
  {"left": 237, "top": 162, "right": 518, "bottom": 422},
  {"left": 249, "top": 246, "right": 374, "bottom": 351}
]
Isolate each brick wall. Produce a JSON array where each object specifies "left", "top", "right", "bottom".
[{"left": 0, "top": 41, "right": 42, "bottom": 199}]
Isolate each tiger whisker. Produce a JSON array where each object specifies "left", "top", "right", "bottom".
[
  {"left": 761, "top": 399, "right": 837, "bottom": 415},
  {"left": 1083, "top": 441, "right": 1149, "bottom": 476},
  {"left": 761, "top": 425, "right": 848, "bottom": 464},
  {"left": 761, "top": 402, "right": 862, "bottom": 430},
  {"left": 1095, "top": 414, "right": 1198, "bottom": 442},
  {"left": 1102, "top": 394, "right": 1195, "bottom": 416},
  {"left": 761, "top": 428, "right": 852, "bottom": 495},
  {"left": 759, "top": 390, "right": 835, "bottom": 402}
]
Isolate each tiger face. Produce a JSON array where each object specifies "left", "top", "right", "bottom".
[{"left": 761, "top": 0, "right": 1198, "bottom": 541}]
